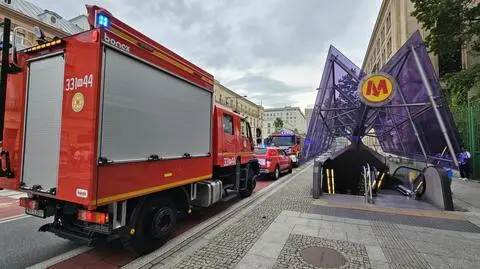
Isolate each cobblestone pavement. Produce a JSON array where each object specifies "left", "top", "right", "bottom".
[
  {"left": 274, "top": 234, "right": 370, "bottom": 269},
  {"left": 170, "top": 166, "right": 314, "bottom": 269},
  {"left": 136, "top": 161, "right": 480, "bottom": 269}
]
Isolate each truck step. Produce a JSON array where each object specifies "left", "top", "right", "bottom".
[
  {"left": 39, "top": 223, "right": 99, "bottom": 246},
  {"left": 223, "top": 184, "right": 235, "bottom": 189},
  {"left": 221, "top": 192, "right": 239, "bottom": 202}
]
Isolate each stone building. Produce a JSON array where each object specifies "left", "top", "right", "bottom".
[
  {"left": 263, "top": 106, "right": 306, "bottom": 136},
  {"left": 0, "top": 0, "right": 86, "bottom": 51},
  {"left": 214, "top": 80, "right": 264, "bottom": 142},
  {"left": 362, "top": 0, "right": 480, "bottom": 76}
]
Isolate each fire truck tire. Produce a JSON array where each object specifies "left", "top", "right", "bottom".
[
  {"left": 122, "top": 196, "right": 177, "bottom": 255},
  {"left": 239, "top": 167, "right": 256, "bottom": 197}
]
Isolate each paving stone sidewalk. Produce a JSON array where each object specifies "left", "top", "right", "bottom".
[{"left": 142, "top": 162, "right": 480, "bottom": 269}]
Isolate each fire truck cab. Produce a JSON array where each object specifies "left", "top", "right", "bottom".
[
  {"left": 0, "top": 5, "right": 259, "bottom": 254},
  {"left": 265, "top": 130, "right": 304, "bottom": 167}
]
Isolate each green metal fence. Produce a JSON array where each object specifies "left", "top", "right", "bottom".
[{"left": 451, "top": 100, "right": 480, "bottom": 179}]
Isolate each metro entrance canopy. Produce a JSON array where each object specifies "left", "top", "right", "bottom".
[{"left": 303, "top": 31, "right": 462, "bottom": 168}]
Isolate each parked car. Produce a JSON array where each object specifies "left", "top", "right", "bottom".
[{"left": 254, "top": 147, "right": 293, "bottom": 180}]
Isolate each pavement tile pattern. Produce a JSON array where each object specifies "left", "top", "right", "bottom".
[
  {"left": 170, "top": 168, "right": 313, "bottom": 269},
  {"left": 311, "top": 203, "right": 480, "bottom": 233},
  {"left": 273, "top": 234, "right": 370, "bottom": 269},
  {"left": 370, "top": 221, "right": 431, "bottom": 269},
  {"left": 138, "top": 163, "right": 480, "bottom": 269}
]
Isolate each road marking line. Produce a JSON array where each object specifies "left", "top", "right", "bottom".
[
  {"left": 9, "top": 193, "right": 27, "bottom": 199},
  {"left": 0, "top": 202, "right": 13, "bottom": 208},
  {"left": 0, "top": 214, "right": 29, "bottom": 224},
  {"left": 26, "top": 246, "right": 93, "bottom": 269},
  {"left": 0, "top": 190, "right": 21, "bottom": 196}
]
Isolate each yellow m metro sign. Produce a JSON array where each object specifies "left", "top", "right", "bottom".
[{"left": 358, "top": 73, "right": 397, "bottom": 106}]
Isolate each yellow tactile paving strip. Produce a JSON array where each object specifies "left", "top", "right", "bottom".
[{"left": 312, "top": 199, "right": 465, "bottom": 221}]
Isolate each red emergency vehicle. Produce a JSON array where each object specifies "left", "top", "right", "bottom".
[
  {"left": 265, "top": 130, "right": 304, "bottom": 167},
  {"left": 254, "top": 147, "right": 292, "bottom": 179},
  {"left": 0, "top": 6, "right": 259, "bottom": 254}
]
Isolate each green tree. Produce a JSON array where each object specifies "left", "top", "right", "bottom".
[
  {"left": 274, "top": 117, "right": 283, "bottom": 132},
  {"left": 411, "top": 0, "right": 480, "bottom": 105}
]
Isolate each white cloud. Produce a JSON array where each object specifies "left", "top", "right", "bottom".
[{"left": 30, "top": 0, "right": 381, "bottom": 110}]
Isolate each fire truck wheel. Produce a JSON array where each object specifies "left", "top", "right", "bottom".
[
  {"left": 122, "top": 196, "right": 177, "bottom": 255},
  {"left": 240, "top": 167, "right": 256, "bottom": 197}
]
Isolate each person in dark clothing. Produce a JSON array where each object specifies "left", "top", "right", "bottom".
[{"left": 458, "top": 147, "right": 472, "bottom": 180}]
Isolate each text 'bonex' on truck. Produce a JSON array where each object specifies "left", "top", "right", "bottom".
[{"left": 0, "top": 5, "right": 260, "bottom": 254}]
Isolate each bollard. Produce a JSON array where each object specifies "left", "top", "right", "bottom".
[{"left": 313, "top": 158, "right": 322, "bottom": 198}]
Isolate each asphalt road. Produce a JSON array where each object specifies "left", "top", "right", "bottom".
[
  {"left": 0, "top": 216, "right": 80, "bottom": 269},
  {"left": 0, "top": 177, "right": 277, "bottom": 269}
]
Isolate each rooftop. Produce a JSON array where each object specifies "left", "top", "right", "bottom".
[{"left": 1, "top": 0, "right": 84, "bottom": 34}]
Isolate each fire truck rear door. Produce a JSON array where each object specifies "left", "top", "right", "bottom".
[{"left": 22, "top": 54, "right": 65, "bottom": 192}]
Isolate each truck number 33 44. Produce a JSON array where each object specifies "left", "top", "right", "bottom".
[{"left": 65, "top": 74, "right": 94, "bottom": 91}]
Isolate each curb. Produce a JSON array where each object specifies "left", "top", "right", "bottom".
[{"left": 122, "top": 162, "right": 313, "bottom": 269}]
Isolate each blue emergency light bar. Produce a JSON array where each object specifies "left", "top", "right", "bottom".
[
  {"left": 97, "top": 13, "right": 110, "bottom": 28},
  {"left": 279, "top": 130, "right": 294, "bottom": 135}
]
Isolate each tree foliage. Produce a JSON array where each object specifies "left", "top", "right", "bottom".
[
  {"left": 411, "top": 0, "right": 480, "bottom": 105},
  {"left": 274, "top": 117, "right": 283, "bottom": 132},
  {"left": 444, "top": 63, "right": 480, "bottom": 105},
  {"left": 411, "top": 0, "right": 480, "bottom": 55}
]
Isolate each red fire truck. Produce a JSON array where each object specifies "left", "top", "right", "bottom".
[
  {"left": 265, "top": 130, "right": 304, "bottom": 167},
  {"left": 0, "top": 6, "right": 259, "bottom": 254}
]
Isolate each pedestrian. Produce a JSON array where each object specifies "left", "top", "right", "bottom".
[{"left": 458, "top": 147, "right": 472, "bottom": 181}]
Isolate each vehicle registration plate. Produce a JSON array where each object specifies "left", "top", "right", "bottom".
[
  {"left": 258, "top": 158, "right": 266, "bottom": 165},
  {"left": 25, "top": 208, "right": 46, "bottom": 218}
]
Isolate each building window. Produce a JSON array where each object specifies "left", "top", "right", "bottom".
[
  {"left": 223, "top": 114, "right": 233, "bottom": 135},
  {"left": 241, "top": 120, "right": 246, "bottom": 136},
  {"left": 386, "top": 36, "right": 392, "bottom": 57},
  {"left": 15, "top": 32, "right": 25, "bottom": 45},
  {"left": 386, "top": 12, "right": 391, "bottom": 30}
]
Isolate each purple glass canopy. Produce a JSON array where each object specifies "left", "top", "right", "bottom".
[{"left": 303, "top": 31, "right": 462, "bottom": 168}]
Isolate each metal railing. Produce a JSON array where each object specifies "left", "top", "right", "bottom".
[{"left": 362, "top": 164, "right": 375, "bottom": 204}]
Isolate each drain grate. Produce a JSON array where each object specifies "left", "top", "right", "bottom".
[{"left": 300, "top": 246, "right": 347, "bottom": 268}]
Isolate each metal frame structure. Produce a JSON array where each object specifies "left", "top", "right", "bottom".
[{"left": 304, "top": 31, "right": 462, "bottom": 168}]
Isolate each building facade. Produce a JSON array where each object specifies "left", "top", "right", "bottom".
[
  {"left": 0, "top": 0, "right": 86, "bottom": 51},
  {"left": 213, "top": 80, "right": 264, "bottom": 142},
  {"left": 263, "top": 106, "right": 306, "bottom": 136},
  {"left": 304, "top": 106, "right": 313, "bottom": 130},
  {"left": 362, "top": 0, "right": 480, "bottom": 76}
]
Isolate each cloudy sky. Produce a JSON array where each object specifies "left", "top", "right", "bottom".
[{"left": 32, "top": 0, "right": 381, "bottom": 110}]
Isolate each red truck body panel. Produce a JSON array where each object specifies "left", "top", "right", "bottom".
[
  {"left": 0, "top": 6, "right": 224, "bottom": 209},
  {"left": 213, "top": 103, "right": 255, "bottom": 168}
]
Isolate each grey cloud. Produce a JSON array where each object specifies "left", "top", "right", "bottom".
[
  {"left": 225, "top": 74, "right": 312, "bottom": 107},
  {"left": 30, "top": 0, "right": 380, "bottom": 108},
  {"left": 32, "top": 0, "right": 377, "bottom": 69}
]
